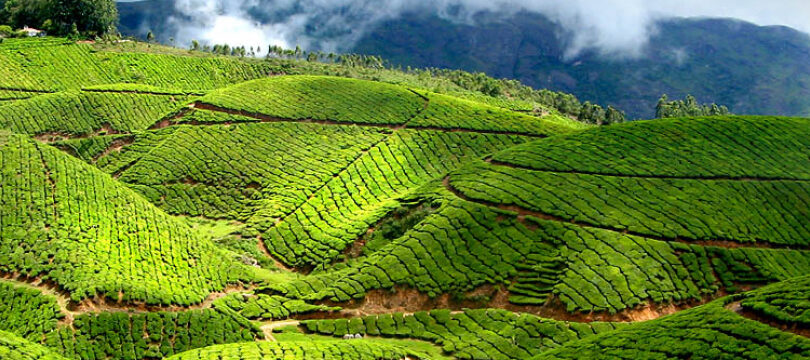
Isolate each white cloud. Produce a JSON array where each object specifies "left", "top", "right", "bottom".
[{"left": 158, "top": 0, "right": 810, "bottom": 57}]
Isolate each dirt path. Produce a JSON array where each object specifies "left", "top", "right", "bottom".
[
  {"left": 0, "top": 273, "right": 255, "bottom": 327},
  {"left": 260, "top": 320, "right": 301, "bottom": 341}
]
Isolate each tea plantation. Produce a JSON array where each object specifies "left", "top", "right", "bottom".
[{"left": 0, "top": 37, "right": 809, "bottom": 359}]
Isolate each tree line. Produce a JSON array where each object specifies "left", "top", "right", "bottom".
[
  {"left": 656, "top": 94, "right": 731, "bottom": 118},
  {"left": 0, "top": 0, "right": 117, "bottom": 37}
]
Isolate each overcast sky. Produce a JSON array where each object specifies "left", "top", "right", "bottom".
[{"left": 120, "top": 0, "right": 810, "bottom": 57}]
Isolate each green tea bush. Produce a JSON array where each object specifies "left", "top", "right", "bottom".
[
  {"left": 303, "top": 308, "right": 623, "bottom": 360},
  {"left": 0, "top": 330, "right": 67, "bottom": 360},
  {"left": 494, "top": 115, "right": 810, "bottom": 180},
  {"left": 165, "top": 340, "right": 422, "bottom": 360},
  {"left": 260, "top": 130, "right": 527, "bottom": 266},
  {"left": 0, "top": 90, "right": 190, "bottom": 136},
  {"left": 534, "top": 300, "right": 810, "bottom": 359},
  {"left": 200, "top": 75, "right": 425, "bottom": 125},
  {"left": 0, "top": 133, "right": 251, "bottom": 306},
  {"left": 45, "top": 309, "right": 260, "bottom": 360},
  {"left": 0, "top": 281, "right": 63, "bottom": 340}
]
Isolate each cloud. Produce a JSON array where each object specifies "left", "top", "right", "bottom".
[{"left": 153, "top": 0, "right": 810, "bottom": 57}]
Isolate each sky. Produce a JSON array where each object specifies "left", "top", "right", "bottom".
[{"left": 119, "top": 0, "right": 810, "bottom": 58}]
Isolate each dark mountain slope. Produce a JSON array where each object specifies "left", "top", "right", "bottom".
[{"left": 354, "top": 13, "right": 810, "bottom": 119}]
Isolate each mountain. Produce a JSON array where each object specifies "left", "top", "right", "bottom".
[
  {"left": 2, "top": 36, "right": 810, "bottom": 359},
  {"left": 354, "top": 12, "right": 810, "bottom": 119}
]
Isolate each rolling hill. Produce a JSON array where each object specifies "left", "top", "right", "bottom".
[{"left": 0, "top": 36, "right": 809, "bottom": 359}]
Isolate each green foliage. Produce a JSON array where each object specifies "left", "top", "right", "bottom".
[
  {"left": 656, "top": 94, "right": 731, "bottom": 118},
  {"left": 0, "top": 133, "right": 251, "bottom": 306},
  {"left": 200, "top": 75, "right": 425, "bottom": 125},
  {"left": 110, "top": 121, "right": 389, "bottom": 220},
  {"left": 534, "top": 300, "right": 810, "bottom": 359},
  {"left": 214, "top": 293, "right": 338, "bottom": 321},
  {"left": 451, "top": 160, "right": 810, "bottom": 246},
  {"left": 2, "top": 0, "right": 116, "bottom": 36},
  {"left": 359, "top": 201, "right": 439, "bottom": 256},
  {"left": 165, "top": 340, "right": 425, "bottom": 360},
  {"left": 0, "top": 281, "right": 63, "bottom": 340},
  {"left": 0, "top": 39, "right": 275, "bottom": 91},
  {"left": 45, "top": 309, "right": 260, "bottom": 360},
  {"left": 409, "top": 91, "right": 585, "bottom": 135},
  {"left": 0, "top": 90, "right": 189, "bottom": 136},
  {"left": 738, "top": 275, "right": 810, "bottom": 326},
  {"left": 0, "top": 330, "right": 67, "bottom": 360},
  {"left": 260, "top": 130, "right": 527, "bottom": 267},
  {"left": 493, "top": 115, "right": 810, "bottom": 180},
  {"left": 303, "top": 308, "right": 623, "bottom": 360}
]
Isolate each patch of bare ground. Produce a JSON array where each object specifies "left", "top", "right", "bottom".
[
  {"left": 148, "top": 104, "right": 196, "bottom": 130},
  {"left": 292, "top": 285, "right": 728, "bottom": 323},
  {"left": 256, "top": 234, "right": 294, "bottom": 272},
  {"left": 91, "top": 136, "right": 135, "bottom": 162},
  {"left": 259, "top": 320, "right": 301, "bottom": 341},
  {"left": 34, "top": 123, "right": 120, "bottom": 143},
  {"left": 726, "top": 300, "right": 810, "bottom": 338}
]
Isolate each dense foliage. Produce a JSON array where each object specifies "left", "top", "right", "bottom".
[
  {"left": 1, "top": 0, "right": 117, "bottom": 36},
  {"left": 0, "top": 330, "right": 67, "bottom": 360},
  {"left": 165, "top": 340, "right": 424, "bottom": 360},
  {"left": 0, "top": 281, "right": 63, "bottom": 341},
  {"left": 0, "top": 132, "right": 251, "bottom": 305},
  {"left": 1, "top": 37, "right": 809, "bottom": 360},
  {"left": 45, "top": 309, "right": 261, "bottom": 360},
  {"left": 303, "top": 308, "right": 623, "bottom": 359},
  {"left": 656, "top": 94, "right": 731, "bottom": 118},
  {"left": 534, "top": 300, "right": 810, "bottom": 359}
]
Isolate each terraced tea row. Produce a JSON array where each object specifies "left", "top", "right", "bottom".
[
  {"left": 303, "top": 309, "right": 623, "bottom": 359},
  {"left": 259, "top": 129, "right": 528, "bottom": 267},
  {"left": 534, "top": 299, "right": 810, "bottom": 359},
  {"left": 164, "top": 340, "right": 424, "bottom": 360},
  {"left": 214, "top": 293, "right": 339, "bottom": 321},
  {"left": 0, "top": 90, "right": 190, "bottom": 137},
  {"left": 0, "top": 280, "right": 63, "bottom": 341},
  {"left": 0, "top": 330, "right": 67, "bottom": 360},
  {"left": 0, "top": 132, "right": 252, "bottom": 306},
  {"left": 268, "top": 193, "right": 810, "bottom": 313},
  {"left": 199, "top": 76, "right": 426, "bottom": 126},
  {"left": 198, "top": 75, "right": 574, "bottom": 136},
  {"left": 0, "top": 38, "right": 274, "bottom": 92},
  {"left": 113, "top": 122, "right": 389, "bottom": 220},
  {"left": 449, "top": 160, "right": 810, "bottom": 247},
  {"left": 494, "top": 116, "right": 810, "bottom": 180},
  {"left": 735, "top": 275, "right": 810, "bottom": 332},
  {"left": 45, "top": 309, "right": 261, "bottom": 360}
]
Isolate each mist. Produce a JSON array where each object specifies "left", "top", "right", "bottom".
[{"left": 132, "top": 0, "right": 810, "bottom": 58}]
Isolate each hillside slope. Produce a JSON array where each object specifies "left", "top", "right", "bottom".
[
  {"left": 0, "top": 131, "right": 251, "bottom": 306},
  {"left": 0, "top": 37, "right": 808, "bottom": 360}
]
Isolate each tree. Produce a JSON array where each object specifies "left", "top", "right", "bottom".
[
  {"left": 655, "top": 95, "right": 669, "bottom": 119},
  {"left": 0, "top": 25, "right": 11, "bottom": 38},
  {"left": 190, "top": 40, "right": 199, "bottom": 51},
  {"left": 654, "top": 94, "right": 732, "bottom": 119},
  {"left": 52, "top": 0, "right": 117, "bottom": 35},
  {"left": 146, "top": 31, "right": 154, "bottom": 43}
]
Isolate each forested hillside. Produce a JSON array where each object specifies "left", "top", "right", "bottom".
[{"left": 0, "top": 37, "right": 809, "bottom": 359}]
